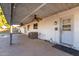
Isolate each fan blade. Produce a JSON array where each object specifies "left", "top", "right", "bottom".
[
  {"left": 38, "top": 17, "right": 42, "bottom": 20},
  {"left": 35, "top": 18, "right": 39, "bottom": 22}
]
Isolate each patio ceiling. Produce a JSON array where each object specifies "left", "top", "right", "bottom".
[{"left": 1, "top": 3, "right": 79, "bottom": 25}]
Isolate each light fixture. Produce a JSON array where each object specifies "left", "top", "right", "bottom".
[
  {"left": 13, "top": 4, "right": 16, "bottom": 9},
  {"left": 13, "top": 5, "right": 15, "bottom": 8},
  {"left": 12, "top": 24, "right": 20, "bottom": 27}
]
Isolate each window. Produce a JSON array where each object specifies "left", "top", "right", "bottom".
[
  {"left": 27, "top": 25, "right": 30, "bottom": 30},
  {"left": 62, "top": 18, "right": 71, "bottom": 31},
  {"left": 33, "top": 23, "right": 38, "bottom": 29}
]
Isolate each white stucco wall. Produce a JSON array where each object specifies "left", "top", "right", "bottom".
[
  {"left": 20, "top": 6, "right": 79, "bottom": 50},
  {"left": 20, "top": 26, "right": 25, "bottom": 33},
  {"left": 73, "top": 12, "right": 79, "bottom": 50}
]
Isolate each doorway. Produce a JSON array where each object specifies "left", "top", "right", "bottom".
[{"left": 60, "top": 17, "right": 73, "bottom": 46}]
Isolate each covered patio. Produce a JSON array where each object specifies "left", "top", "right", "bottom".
[
  {"left": 0, "top": 34, "right": 71, "bottom": 56},
  {"left": 0, "top": 3, "right": 79, "bottom": 56}
]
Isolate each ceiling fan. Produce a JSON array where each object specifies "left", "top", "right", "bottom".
[
  {"left": 33, "top": 14, "right": 42, "bottom": 22},
  {"left": 20, "top": 23, "right": 24, "bottom": 26},
  {"left": 20, "top": 15, "right": 42, "bottom": 26}
]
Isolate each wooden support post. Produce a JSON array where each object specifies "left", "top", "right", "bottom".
[
  {"left": 10, "top": 26, "right": 13, "bottom": 45},
  {"left": 10, "top": 3, "right": 14, "bottom": 45}
]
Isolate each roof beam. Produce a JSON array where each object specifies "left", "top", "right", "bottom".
[{"left": 20, "top": 3, "right": 47, "bottom": 23}]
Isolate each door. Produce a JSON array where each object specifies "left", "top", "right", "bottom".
[
  {"left": 61, "top": 18, "right": 73, "bottom": 46},
  {"left": 24, "top": 27, "right": 26, "bottom": 33}
]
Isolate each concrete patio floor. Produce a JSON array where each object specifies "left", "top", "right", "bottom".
[{"left": 0, "top": 34, "right": 72, "bottom": 56}]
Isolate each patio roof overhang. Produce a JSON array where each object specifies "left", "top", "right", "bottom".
[{"left": 1, "top": 3, "right": 79, "bottom": 25}]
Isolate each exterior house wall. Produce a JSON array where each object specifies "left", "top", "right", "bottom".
[
  {"left": 20, "top": 26, "right": 25, "bottom": 33},
  {"left": 73, "top": 12, "right": 79, "bottom": 50},
  {"left": 20, "top": 6, "right": 79, "bottom": 50}
]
